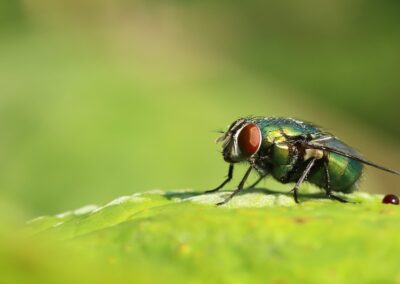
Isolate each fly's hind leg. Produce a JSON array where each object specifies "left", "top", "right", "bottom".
[{"left": 323, "top": 161, "right": 348, "bottom": 203}]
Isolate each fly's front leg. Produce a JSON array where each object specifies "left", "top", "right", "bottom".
[
  {"left": 245, "top": 174, "right": 265, "bottom": 189},
  {"left": 216, "top": 166, "right": 252, "bottom": 206},
  {"left": 246, "top": 156, "right": 269, "bottom": 189},
  {"left": 205, "top": 164, "right": 234, "bottom": 194}
]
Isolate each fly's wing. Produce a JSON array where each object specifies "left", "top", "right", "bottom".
[{"left": 303, "top": 135, "right": 400, "bottom": 176}]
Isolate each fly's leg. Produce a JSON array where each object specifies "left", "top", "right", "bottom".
[
  {"left": 216, "top": 166, "right": 252, "bottom": 206},
  {"left": 290, "top": 158, "right": 317, "bottom": 203},
  {"left": 328, "top": 194, "right": 349, "bottom": 203},
  {"left": 246, "top": 156, "right": 269, "bottom": 189},
  {"left": 245, "top": 174, "right": 266, "bottom": 189},
  {"left": 323, "top": 161, "right": 348, "bottom": 203},
  {"left": 205, "top": 164, "right": 234, "bottom": 194}
]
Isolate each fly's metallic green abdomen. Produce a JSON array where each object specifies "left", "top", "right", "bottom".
[
  {"left": 208, "top": 116, "right": 399, "bottom": 205},
  {"left": 309, "top": 149, "right": 363, "bottom": 192}
]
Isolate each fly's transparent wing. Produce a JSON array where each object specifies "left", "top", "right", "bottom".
[{"left": 304, "top": 135, "right": 400, "bottom": 176}]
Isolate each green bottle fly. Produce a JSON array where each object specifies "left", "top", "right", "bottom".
[{"left": 207, "top": 117, "right": 400, "bottom": 205}]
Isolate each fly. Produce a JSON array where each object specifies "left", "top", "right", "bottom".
[{"left": 206, "top": 117, "right": 400, "bottom": 205}]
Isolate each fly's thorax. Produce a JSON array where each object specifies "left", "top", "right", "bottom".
[
  {"left": 260, "top": 123, "right": 305, "bottom": 148},
  {"left": 219, "top": 119, "right": 262, "bottom": 163},
  {"left": 264, "top": 122, "right": 304, "bottom": 136},
  {"left": 271, "top": 142, "right": 291, "bottom": 165},
  {"left": 260, "top": 122, "right": 325, "bottom": 162}
]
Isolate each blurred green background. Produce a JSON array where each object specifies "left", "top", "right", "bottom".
[{"left": 0, "top": 0, "right": 399, "bottom": 218}]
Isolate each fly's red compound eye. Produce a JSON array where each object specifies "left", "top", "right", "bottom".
[{"left": 237, "top": 123, "right": 261, "bottom": 157}]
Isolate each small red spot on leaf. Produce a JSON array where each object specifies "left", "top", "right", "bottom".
[{"left": 382, "top": 194, "right": 399, "bottom": 205}]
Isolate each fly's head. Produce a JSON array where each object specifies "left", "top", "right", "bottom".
[{"left": 217, "top": 118, "right": 262, "bottom": 163}]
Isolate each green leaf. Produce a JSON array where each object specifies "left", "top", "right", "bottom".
[{"left": 23, "top": 189, "right": 400, "bottom": 283}]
